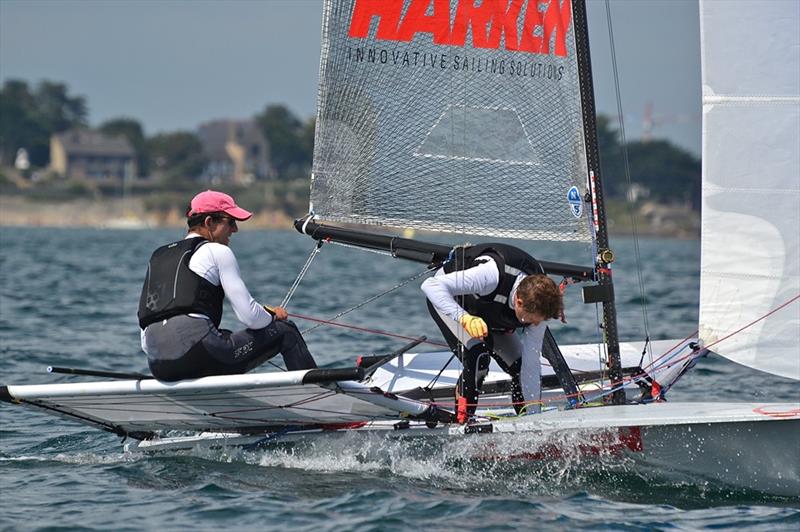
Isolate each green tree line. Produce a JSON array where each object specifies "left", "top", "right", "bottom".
[
  {"left": 0, "top": 80, "right": 88, "bottom": 167},
  {"left": 595, "top": 115, "right": 701, "bottom": 208},
  {"left": 1, "top": 78, "right": 699, "bottom": 207}
]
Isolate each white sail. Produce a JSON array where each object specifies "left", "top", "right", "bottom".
[
  {"left": 310, "top": 0, "right": 593, "bottom": 241},
  {"left": 699, "top": 0, "right": 800, "bottom": 380}
]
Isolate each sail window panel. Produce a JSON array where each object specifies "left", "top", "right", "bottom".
[
  {"left": 416, "top": 106, "right": 541, "bottom": 164},
  {"left": 310, "top": 0, "right": 592, "bottom": 242}
]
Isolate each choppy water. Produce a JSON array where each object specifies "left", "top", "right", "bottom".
[{"left": 1, "top": 227, "right": 798, "bottom": 530}]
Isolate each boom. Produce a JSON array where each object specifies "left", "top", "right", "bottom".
[{"left": 295, "top": 218, "right": 595, "bottom": 282}]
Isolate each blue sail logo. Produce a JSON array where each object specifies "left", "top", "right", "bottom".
[{"left": 567, "top": 186, "right": 582, "bottom": 218}]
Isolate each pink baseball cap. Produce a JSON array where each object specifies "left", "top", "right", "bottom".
[{"left": 187, "top": 190, "right": 252, "bottom": 221}]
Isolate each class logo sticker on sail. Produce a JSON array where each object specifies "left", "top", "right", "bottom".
[
  {"left": 348, "top": 0, "right": 573, "bottom": 57},
  {"left": 567, "top": 186, "right": 582, "bottom": 218}
]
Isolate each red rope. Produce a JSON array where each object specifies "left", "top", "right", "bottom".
[
  {"left": 288, "top": 312, "right": 449, "bottom": 348},
  {"left": 702, "top": 293, "right": 800, "bottom": 352},
  {"left": 638, "top": 330, "right": 699, "bottom": 374},
  {"left": 292, "top": 293, "right": 800, "bottom": 409},
  {"left": 289, "top": 312, "right": 690, "bottom": 379}
]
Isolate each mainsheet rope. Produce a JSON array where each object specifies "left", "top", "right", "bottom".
[
  {"left": 290, "top": 311, "right": 447, "bottom": 348},
  {"left": 291, "top": 310, "right": 673, "bottom": 376},
  {"left": 280, "top": 235, "right": 439, "bottom": 336},
  {"left": 274, "top": 239, "right": 439, "bottom": 369}
]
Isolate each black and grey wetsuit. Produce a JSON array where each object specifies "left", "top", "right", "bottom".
[
  {"left": 138, "top": 234, "right": 316, "bottom": 381},
  {"left": 421, "top": 244, "right": 548, "bottom": 418}
]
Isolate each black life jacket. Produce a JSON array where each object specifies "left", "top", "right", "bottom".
[
  {"left": 443, "top": 243, "right": 544, "bottom": 330},
  {"left": 138, "top": 237, "right": 225, "bottom": 329}
]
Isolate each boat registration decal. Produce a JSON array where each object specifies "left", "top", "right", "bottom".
[{"left": 567, "top": 186, "right": 582, "bottom": 218}]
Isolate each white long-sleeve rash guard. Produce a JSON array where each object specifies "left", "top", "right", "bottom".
[
  {"left": 184, "top": 234, "right": 272, "bottom": 329},
  {"left": 421, "top": 256, "right": 547, "bottom": 405},
  {"left": 141, "top": 234, "right": 272, "bottom": 352},
  {"left": 421, "top": 256, "right": 500, "bottom": 322}
]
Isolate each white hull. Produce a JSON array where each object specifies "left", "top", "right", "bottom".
[
  {"left": 3, "top": 340, "right": 676, "bottom": 435},
  {"left": 5, "top": 337, "right": 795, "bottom": 494},
  {"left": 128, "top": 401, "right": 800, "bottom": 496}
]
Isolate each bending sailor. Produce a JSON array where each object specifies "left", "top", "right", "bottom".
[
  {"left": 138, "top": 190, "right": 317, "bottom": 381},
  {"left": 421, "top": 243, "right": 563, "bottom": 423}
]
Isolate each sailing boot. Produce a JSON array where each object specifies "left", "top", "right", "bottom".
[
  {"left": 455, "top": 344, "right": 491, "bottom": 424},
  {"left": 491, "top": 355, "right": 525, "bottom": 414}
]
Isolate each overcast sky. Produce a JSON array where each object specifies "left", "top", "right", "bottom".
[{"left": 0, "top": 0, "right": 701, "bottom": 154}]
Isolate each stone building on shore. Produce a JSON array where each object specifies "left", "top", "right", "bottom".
[
  {"left": 49, "top": 129, "right": 136, "bottom": 181},
  {"left": 196, "top": 119, "right": 272, "bottom": 185}
]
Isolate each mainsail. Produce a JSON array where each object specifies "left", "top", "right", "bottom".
[
  {"left": 698, "top": 0, "right": 800, "bottom": 380},
  {"left": 311, "top": 0, "right": 593, "bottom": 241}
]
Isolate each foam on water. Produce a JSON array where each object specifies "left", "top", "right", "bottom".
[{"left": 185, "top": 428, "right": 661, "bottom": 497}]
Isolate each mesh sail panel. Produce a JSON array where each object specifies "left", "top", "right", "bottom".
[{"left": 310, "top": 0, "right": 592, "bottom": 241}]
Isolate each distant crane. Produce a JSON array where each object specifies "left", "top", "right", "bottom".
[
  {"left": 606, "top": 102, "right": 701, "bottom": 143},
  {"left": 641, "top": 102, "right": 701, "bottom": 143}
]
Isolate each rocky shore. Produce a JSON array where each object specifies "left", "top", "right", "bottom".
[
  {"left": 0, "top": 196, "right": 296, "bottom": 230},
  {"left": 0, "top": 195, "right": 699, "bottom": 237}
]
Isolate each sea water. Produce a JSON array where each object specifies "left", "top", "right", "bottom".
[{"left": 1, "top": 227, "right": 797, "bottom": 530}]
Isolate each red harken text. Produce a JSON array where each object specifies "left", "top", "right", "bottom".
[{"left": 348, "top": 0, "right": 573, "bottom": 57}]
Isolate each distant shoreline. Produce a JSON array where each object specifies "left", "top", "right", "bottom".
[
  {"left": 0, "top": 195, "right": 700, "bottom": 238},
  {"left": 0, "top": 195, "right": 295, "bottom": 230}
]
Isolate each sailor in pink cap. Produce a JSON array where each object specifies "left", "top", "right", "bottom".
[{"left": 137, "top": 190, "right": 316, "bottom": 381}]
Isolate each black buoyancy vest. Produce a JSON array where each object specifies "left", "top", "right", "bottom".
[
  {"left": 137, "top": 237, "right": 225, "bottom": 329},
  {"left": 443, "top": 243, "right": 544, "bottom": 330}
]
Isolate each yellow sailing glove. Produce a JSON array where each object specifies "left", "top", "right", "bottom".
[{"left": 459, "top": 313, "right": 488, "bottom": 339}]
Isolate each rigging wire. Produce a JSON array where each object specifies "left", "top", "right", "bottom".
[
  {"left": 325, "top": 240, "right": 394, "bottom": 256},
  {"left": 299, "top": 265, "right": 437, "bottom": 335},
  {"left": 455, "top": 33, "right": 469, "bottom": 374},
  {"left": 263, "top": 240, "right": 327, "bottom": 372},
  {"left": 592, "top": 297, "right": 608, "bottom": 390},
  {"left": 586, "top": 174, "right": 607, "bottom": 386},
  {"left": 604, "top": 0, "right": 652, "bottom": 364},
  {"left": 281, "top": 240, "right": 324, "bottom": 309}
]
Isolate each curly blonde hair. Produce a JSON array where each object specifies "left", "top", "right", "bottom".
[{"left": 516, "top": 274, "right": 562, "bottom": 320}]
